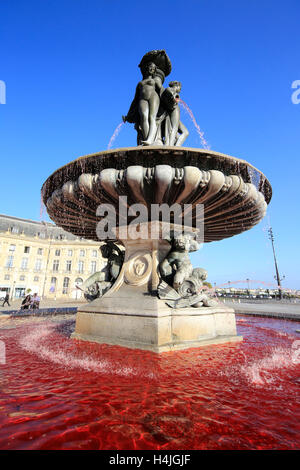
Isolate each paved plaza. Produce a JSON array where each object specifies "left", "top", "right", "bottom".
[
  {"left": 1, "top": 297, "right": 300, "bottom": 322},
  {"left": 224, "top": 299, "right": 300, "bottom": 321}
]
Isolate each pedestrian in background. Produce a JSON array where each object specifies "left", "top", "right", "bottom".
[{"left": 2, "top": 293, "right": 10, "bottom": 307}]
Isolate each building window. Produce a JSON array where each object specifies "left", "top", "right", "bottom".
[
  {"left": 50, "top": 277, "right": 57, "bottom": 293},
  {"left": 53, "top": 259, "right": 59, "bottom": 271},
  {"left": 68, "top": 249, "right": 73, "bottom": 257},
  {"left": 6, "top": 255, "right": 14, "bottom": 268},
  {"left": 24, "top": 246, "right": 30, "bottom": 254},
  {"left": 63, "top": 277, "right": 69, "bottom": 294},
  {"left": 90, "top": 261, "right": 97, "bottom": 274},
  {"left": 75, "top": 278, "right": 83, "bottom": 294},
  {"left": 55, "top": 249, "right": 61, "bottom": 256},
  {"left": 11, "top": 226, "right": 19, "bottom": 234},
  {"left": 34, "top": 276, "right": 39, "bottom": 282},
  {"left": 79, "top": 249, "right": 85, "bottom": 257},
  {"left": 4, "top": 275, "right": 10, "bottom": 280},
  {"left": 9, "top": 244, "right": 16, "bottom": 252},
  {"left": 21, "top": 257, "right": 28, "bottom": 269},
  {"left": 38, "top": 232, "right": 46, "bottom": 239},
  {"left": 66, "top": 260, "right": 72, "bottom": 272},
  {"left": 19, "top": 275, "right": 25, "bottom": 281},
  {"left": 35, "top": 259, "right": 42, "bottom": 271},
  {"left": 78, "top": 260, "right": 84, "bottom": 273},
  {"left": 92, "top": 250, "right": 98, "bottom": 258},
  {"left": 37, "top": 248, "right": 43, "bottom": 255}
]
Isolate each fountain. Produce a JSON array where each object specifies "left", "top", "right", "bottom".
[
  {"left": 2, "top": 50, "right": 300, "bottom": 452},
  {"left": 41, "top": 50, "right": 272, "bottom": 352}
]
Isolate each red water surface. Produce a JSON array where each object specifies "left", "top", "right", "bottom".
[{"left": 0, "top": 316, "right": 299, "bottom": 450}]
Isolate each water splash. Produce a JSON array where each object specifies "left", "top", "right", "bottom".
[
  {"left": 39, "top": 193, "right": 46, "bottom": 222},
  {"left": 107, "top": 122, "right": 124, "bottom": 149},
  {"left": 19, "top": 324, "right": 110, "bottom": 373},
  {"left": 240, "top": 346, "right": 300, "bottom": 386},
  {"left": 179, "top": 99, "right": 210, "bottom": 149},
  {"left": 19, "top": 323, "right": 156, "bottom": 379}
]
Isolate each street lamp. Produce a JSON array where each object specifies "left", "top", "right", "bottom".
[
  {"left": 10, "top": 280, "right": 16, "bottom": 301},
  {"left": 41, "top": 221, "right": 52, "bottom": 300},
  {"left": 268, "top": 227, "right": 285, "bottom": 300},
  {"left": 227, "top": 281, "right": 231, "bottom": 297}
]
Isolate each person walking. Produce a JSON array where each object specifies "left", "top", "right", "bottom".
[{"left": 2, "top": 293, "right": 10, "bottom": 307}]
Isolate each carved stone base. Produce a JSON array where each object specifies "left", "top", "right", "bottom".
[
  {"left": 72, "top": 304, "right": 242, "bottom": 353},
  {"left": 71, "top": 230, "right": 242, "bottom": 352}
]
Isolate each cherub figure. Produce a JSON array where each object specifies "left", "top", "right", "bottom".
[
  {"left": 161, "top": 81, "right": 189, "bottom": 146},
  {"left": 160, "top": 234, "right": 199, "bottom": 291},
  {"left": 159, "top": 234, "right": 216, "bottom": 308},
  {"left": 83, "top": 242, "right": 124, "bottom": 302}
]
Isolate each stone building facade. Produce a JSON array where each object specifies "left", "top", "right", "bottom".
[{"left": 0, "top": 214, "right": 103, "bottom": 300}]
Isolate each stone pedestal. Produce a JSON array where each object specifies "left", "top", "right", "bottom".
[{"left": 72, "top": 229, "right": 242, "bottom": 352}]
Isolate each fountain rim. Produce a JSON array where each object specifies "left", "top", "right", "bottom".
[{"left": 41, "top": 146, "right": 272, "bottom": 204}]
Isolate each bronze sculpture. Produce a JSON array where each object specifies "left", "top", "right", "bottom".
[
  {"left": 123, "top": 50, "right": 188, "bottom": 146},
  {"left": 82, "top": 242, "right": 124, "bottom": 301}
]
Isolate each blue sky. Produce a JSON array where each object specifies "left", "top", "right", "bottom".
[{"left": 0, "top": 0, "right": 299, "bottom": 288}]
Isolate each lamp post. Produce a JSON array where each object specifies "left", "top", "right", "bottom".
[
  {"left": 268, "top": 227, "right": 285, "bottom": 300},
  {"left": 41, "top": 221, "right": 52, "bottom": 300},
  {"left": 10, "top": 280, "right": 16, "bottom": 301}
]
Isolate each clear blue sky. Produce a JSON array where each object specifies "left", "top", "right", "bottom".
[{"left": 0, "top": 0, "right": 299, "bottom": 289}]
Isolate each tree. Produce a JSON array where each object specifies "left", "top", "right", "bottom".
[{"left": 203, "top": 281, "right": 212, "bottom": 289}]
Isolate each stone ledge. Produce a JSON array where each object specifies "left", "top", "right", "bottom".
[
  {"left": 77, "top": 305, "right": 235, "bottom": 318},
  {"left": 1, "top": 307, "right": 77, "bottom": 317},
  {"left": 72, "top": 308, "right": 240, "bottom": 352}
]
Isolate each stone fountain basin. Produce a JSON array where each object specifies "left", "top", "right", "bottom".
[{"left": 42, "top": 146, "right": 272, "bottom": 243}]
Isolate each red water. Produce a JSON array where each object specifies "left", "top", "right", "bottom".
[{"left": 0, "top": 316, "right": 299, "bottom": 450}]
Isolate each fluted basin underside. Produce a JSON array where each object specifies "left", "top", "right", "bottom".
[{"left": 42, "top": 147, "right": 272, "bottom": 242}]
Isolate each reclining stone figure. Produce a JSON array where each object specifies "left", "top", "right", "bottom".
[{"left": 83, "top": 242, "right": 124, "bottom": 302}]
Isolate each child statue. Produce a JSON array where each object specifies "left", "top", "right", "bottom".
[
  {"left": 123, "top": 61, "right": 164, "bottom": 145},
  {"left": 161, "top": 81, "right": 189, "bottom": 146}
]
